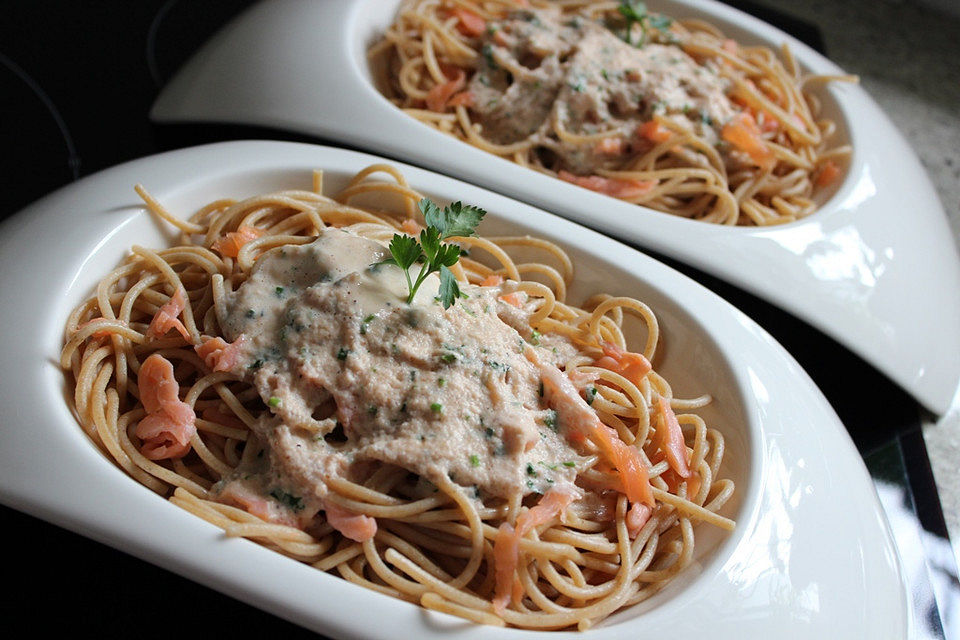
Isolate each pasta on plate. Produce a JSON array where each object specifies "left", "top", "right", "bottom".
[
  {"left": 370, "top": 0, "right": 855, "bottom": 225},
  {"left": 62, "top": 164, "right": 735, "bottom": 630}
]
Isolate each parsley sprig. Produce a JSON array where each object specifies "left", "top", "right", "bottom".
[
  {"left": 618, "top": 0, "right": 672, "bottom": 47},
  {"left": 379, "top": 198, "right": 485, "bottom": 309}
]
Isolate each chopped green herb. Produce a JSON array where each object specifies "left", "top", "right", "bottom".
[
  {"left": 360, "top": 314, "right": 376, "bottom": 335},
  {"left": 367, "top": 405, "right": 378, "bottom": 416},
  {"left": 438, "top": 377, "right": 446, "bottom": 387},
  {"left": 440, "top": 353, "right": 458, "bottom": 363},
  {"left": 268, "top": 396, "right": 281, "bottom": 407},
  {"left": 526, "top": 463, "right": 538, "bottom": 477},
  {"left": 274, "top": 286, "right": 284, "bottom": 297},
  {"left": 337, "top": 347, "right": 350, "bottom": 360},
  {"left": 430, "top": 402, "right": 443, "bottom": 413},
  {"left": 482, "top": 43, "right": 498, "bottom": 69},
  {"left": 245, "top": 309, "right": 256, "bottom": 318},
  {"left": 469, "top": 454, "right": 481, "bottom": 467},
  {"left": 269, "top": 489, "right": 304, "bottom": 512},
  {"left": 249, "top": 359, "right": 264, "bottom": 371},
  {"left": 529, "top": 330, "right": 542, "bottom": 346},
  {"left": 586, "top": 386, "right": 598, "bottom": 405},
  {"left": 563, "top": 461, "right": 577, "bottom": 468},
  {"left": 544, "top": 409, "right": 558, "bottom": 432}
]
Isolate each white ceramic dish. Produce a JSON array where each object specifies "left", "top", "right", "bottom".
[
  {"left": 150, "top": 0, "right": 960, "bottom": 415},
  {"left": 0, "top": 141, "right": 905, "bottom": 638}
]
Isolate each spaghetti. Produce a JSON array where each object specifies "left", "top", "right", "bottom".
[
  {"left": 62, "top": 164, "right": 735, "bottom": 630},
  {"left": 370, "top": 0, "right": 856, "bottom": 225}
]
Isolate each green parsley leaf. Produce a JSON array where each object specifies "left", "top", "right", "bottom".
[
  {"left": 438, "top": 266, "right": 462, "bottom": 310},
  {"left": 618, "top": 0, "right": 647, "bottom": 45},
  {"left": 386, "top": 233, "right": 423, "bottom": 270},
  {"left": 421, "top": 200, "right": 486, "bottom": 240},
  {"left": 419, "top": 225, "right": 441, "bottom": 263},
  {"left": 618, "top": 0, "right": 647, "bottom": 22},
  {"left": 377, "top": 198, "right": 485, "bottom": 309},
  {"left": 436, "top": 243, "right": 462, "bottom": 268},
  {"left": 617, "top": 0, "right": 667, "bottom": 47},
  {"left": 544, "top": 409, "right": 558, "bottom": 432}
]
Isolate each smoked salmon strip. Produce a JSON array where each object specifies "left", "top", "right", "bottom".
[
  {"left": 211, "top": 225, "right": 264, "bottom": 258},
  {"left": 426, "top": 68, "right": 466, "bottom": 112},
  {"left": 654, "top": 396, "right": 690, "bottom": 478},
  {"left": 492, "top": 489, "right": 575, "bottom": 613},
  {"left": 146, "top": 287, "right": 191, "bottom": 341},
  {"left": 594, "top": 341, "right": 651, "bottom": 387},
  {"left": 135, "top": 353, "right": 197, "bottom": 460},
  {"left": 529, "top": 350, "right": 654, "bottom": 507},
  {"left": 557, "top": 171, "right": 657, "bottom": 199},
  {"left": 195, "top": 335, "right": 247, "bottom": 372},
  {"left": 453, "top": 7, "right": 486, "bottom": 37},
  {"left": 722, "top": 112, "right": 776, "bottom": 171},
  {"left": 325, "top": 502, "right": 377, "bottom": 542}
]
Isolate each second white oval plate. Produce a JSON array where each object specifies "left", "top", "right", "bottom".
[
  {"left": 0, "top": 141, "right": 904, "bottom": 638},
  {"left": 150, "top": 0, "right": 960, "bottom": 415}
]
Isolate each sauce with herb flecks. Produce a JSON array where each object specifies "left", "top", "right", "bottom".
[
  {"left": 468, "top": 7, "right": 736, "bottom": 173},
  {"left": 213, "top": 227, "right": 581, "bottom": 522}
]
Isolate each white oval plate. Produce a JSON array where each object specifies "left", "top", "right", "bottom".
[
  {"left": 0, "top": 141, "right": 904, "bottom": 638},
  {"left": 150, "top": 0, "right": 960, "bottom": 415}
]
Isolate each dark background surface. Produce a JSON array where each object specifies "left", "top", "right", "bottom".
[{"left": 0, "top": 1, "right": 954, "bottom": 636}]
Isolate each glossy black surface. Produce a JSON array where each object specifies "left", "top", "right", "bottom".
[{"left": 0, "top": 1, "right": 955, "bottom": 636}]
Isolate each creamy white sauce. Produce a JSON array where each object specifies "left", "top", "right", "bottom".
[
  {"left": 213, "top": 227, "right": 582, "bottom": 521},
  {"left": 468, "top": 7, "right": 738, "bottom": 173}
]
